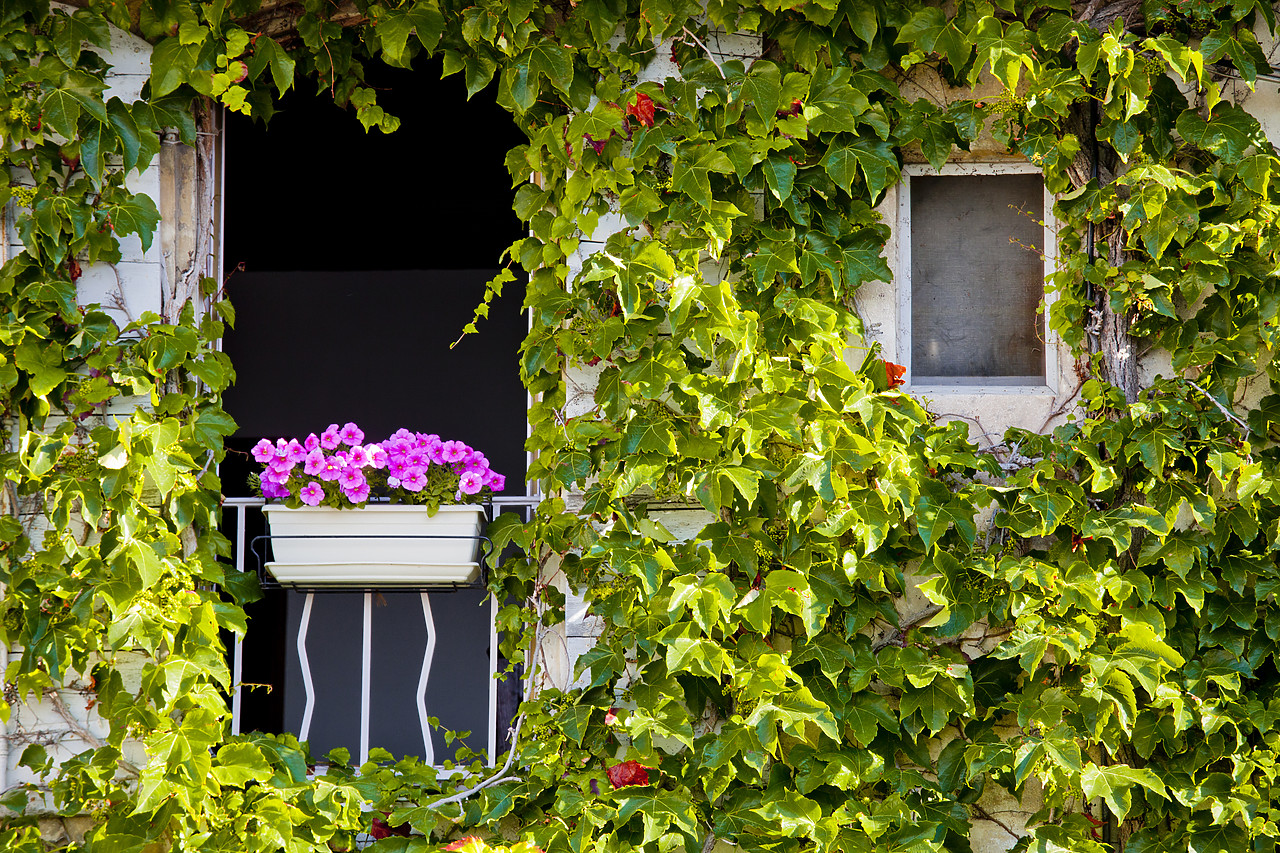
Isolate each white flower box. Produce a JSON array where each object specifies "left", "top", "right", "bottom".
[{"left": 261, "top": 504, "right": 485, "bottom": 586}]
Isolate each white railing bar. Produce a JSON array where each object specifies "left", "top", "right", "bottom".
[
  {"left": 416, "top": 593, "right": 437, "bottom": 765},
  {"left": 231, "top": 503, "right": 246, "bottom": 735},
  {"left": 487, "top": 593, "right": 498, "bottom": 766},
  {"left": 297, "top": 593, "right": 316, "bottom": 742},
  {"left": 223, "top": 496, "right": 266, "bottom": 507},
  {"left": 360, "top": 592, "right": 372, "bottom": 766}
]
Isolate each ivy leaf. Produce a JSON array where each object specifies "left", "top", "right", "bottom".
[
  {"left": 150, "top": 37, "right": 206, "bottom": 97},
  {"left": 821, "top": 135, "right": 897, "bottom": 202},
  {"left": 745, "top": 242, "right": 799, "bottom": 290},
  {"left": 509, "top": 42, "right": 574, "bottom": 111},
  {"left": 803, "top": 66, "right": 869, "bottom": 133},
  {"left": 51, "top": 9, "right": 111, "bottom": 65},
  {"left": 840, "top": 233, "right": 892, "bottom": 290},
  {"left": 914, "top": 480, "right": 978, "bottom": 552},
  {"left": 900, "top": 673, "right": 973, "bottom": 735},
  {"left": 613, "top": 789, "right": 698, "bottom": 843},
  {"left": 739, "top": 61, "right": 783, "bottom": 133},
  {"left": 15, "top": 339, "right": 67, "bottom": 397},
  {"left": 792, "top": 634, "right": 858, "bottom": 684},
  {"left": 746, "top": 686, "right": 839, "bottom": 749},
  {"left": 250, "top": 37, "right": 296, "bottom": 96},
  {"left": 753, "top": 792, "right": 821, "bottom": 838},
  {"left": 672, "top": 144, "right": 735, "bottom": 208},
  {"left": 1189, "top": 822, "right": 1250, "bottom": 853},
  {"left": 1176, "top": 104, "right": 1260, "bottom": 164},
  {"left": 102, "top": 194, "right": 162, "bottom": 253},
  {"left": 106, "top": 98, "right": 144, "bottom": 174},
  {"left": 377, "top": 2, "right": 445, "bottom": 66},
  {"left": 622, "top": 416, "right": 676, "bottom": 455},
  {"left": 41, "top": 74, "right": 108, "bottom": 138},
  {"left": 1080, "top": 763, "right": 1165, "bottom": 819},
  {"left": 763, "top": 154, "right": 797, "bottom": 202},
  {"left": 78, "top": 115, "right": 111, "bottom": 186},
  {"left": 211, "top": 743, "right": 273, "bottom": 788},
  {"left": 1082, "top": 506, "right": 1169, "bottom": 552},
  {"left": 630, "top": 241, "right": 676, "bottom": 282},
  {"left": 898, "top": 6, "right": 970, "bottom": 70},
  {"left": 971, "top": 17, "right": 1032, "bottom": 89},
  {"left": 1112, "top": 622, "right": 1186, "bottom": 696}
]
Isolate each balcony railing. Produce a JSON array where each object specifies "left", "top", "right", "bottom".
[{"left": 223, "top": 496, "right": 538, "bottom": 766}]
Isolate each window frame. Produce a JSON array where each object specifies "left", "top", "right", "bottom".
[{"left": 894, "top": 160, "right": 1060, "bottom": 394}]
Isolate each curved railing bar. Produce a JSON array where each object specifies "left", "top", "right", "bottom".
[
  {"left": 416, "top": 592, "right": 437, "bottom": 765},
  {"left": 297, "top": 592, "right": 316, "bottom": 742}
]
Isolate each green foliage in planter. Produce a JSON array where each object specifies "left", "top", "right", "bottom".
[{"left": 5, "top": 1, "right": 1280, "bottom": 853}]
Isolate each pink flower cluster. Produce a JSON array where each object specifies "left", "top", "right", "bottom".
[
  {"left": 380, "top": 428, "right": 506, "bottom": 496},
  {"left": 252, "top": 422, "right": 505, "bottom": 507}
]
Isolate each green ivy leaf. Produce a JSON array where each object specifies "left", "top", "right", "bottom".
[{"left": 1080, "top": 763, "right": 1165, "bottom": 819}]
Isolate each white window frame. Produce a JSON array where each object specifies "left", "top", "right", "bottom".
[{"left": 895, "top": 160, "right": 1059, "bottom": 394}]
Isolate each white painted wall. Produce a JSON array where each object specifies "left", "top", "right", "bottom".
[{"left": 2, "top": 17, "right": 162, "bottom": 809}]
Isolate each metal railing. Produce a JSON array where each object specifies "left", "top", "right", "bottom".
[{"left": 223, "top": 495, "right": 539, "bottom": 765}]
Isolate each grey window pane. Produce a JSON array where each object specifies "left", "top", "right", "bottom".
[{"left": 911, "top": 174, "right": 1046, "bottom": 380}]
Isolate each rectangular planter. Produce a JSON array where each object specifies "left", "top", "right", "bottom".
[{"left": 261, "top": 504, "right": 485, "bottom": 586}]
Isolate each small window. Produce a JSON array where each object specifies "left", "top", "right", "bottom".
[{"left": 896, "top": 163, "right": 1056, "bottom": 389}]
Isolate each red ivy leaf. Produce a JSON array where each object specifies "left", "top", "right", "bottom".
[
  {"left": 775, "top": 98, "right": 803, "bottom": 119},
  {"left": 885, "top": 361, "right": 906, "bottom": 389},
  {"left": 626, "top": 92, "right": 656, "bottom": 128},
  {"left": 604, "top": 707, "right": 618, "bottom": 725},
  {"left": 370, "top": 816, "right": 412, "bottom": 840},
  {"left": 606, "top": 760, "right": 651, "bottom": 789},
  {"left": 443, "top": 837, "right": 484, "bottom": 852},
  {"left": 584, "top": 133, "right": 609, "bottom": 155}
]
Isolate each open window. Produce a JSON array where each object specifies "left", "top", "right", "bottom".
[
  {"left": 895, "top": 162, "right": 1058, "bottom": 391},
  {"left": 219, "top": 63, "right": 529, "bottom": 766}
]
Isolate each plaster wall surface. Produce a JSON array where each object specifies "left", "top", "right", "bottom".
[{"left": 2, "top": 20, "right": 167, "bottom": 808}]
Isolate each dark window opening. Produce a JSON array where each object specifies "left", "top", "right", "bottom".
[{"left": 220, "top": 61, "right": 526, "bottom": 762}]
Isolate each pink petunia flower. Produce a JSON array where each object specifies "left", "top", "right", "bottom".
[
  {"left": 303, "top": 448, "right": 326, "bottom": 476},
  {"left": 338, "top": 468, "right": 365, "bottom": 490},
  {"left": 299, "top": 481, "right": 324, "bottom": 506},
  {"left": 489, "top": 473, "right": 506, "bottom": 492},
  {"left": 320, "top": 424, "right": 341, "bottom": 450},
  {"left": 285, "top": 439, "right": 308, "bottom": 464},
  {"left": 344, "top": 480, "right": 370, "bottom": 503},
  {"left": 348, "top": 445, "right": 370, "bottom": 468},
  {"left": 368, "top": 447, "right": 388, "bottom": 469},
  {"left": 304, "top": 433, "right": 321, "bottom": 452},
  {"left": 340, "top": 422, "right": 364, "bottom": 446},
  {"left": 262, "top": 480, "right": 291, "bottom": 499},
  {"left": 401, "top": 470, "right": 428, "bottom": 491},
  {"left": 251, "top": 438, "right": 275, "bottom": 463},
  {"left": 458, "top": 470, "right": 484, "bottom": 495},
  {"left": 318, "top": 455, "right": 343, "bottom": 481},
  {"left": 440, "top": 440, "right": 468, "bottom": 463}
]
